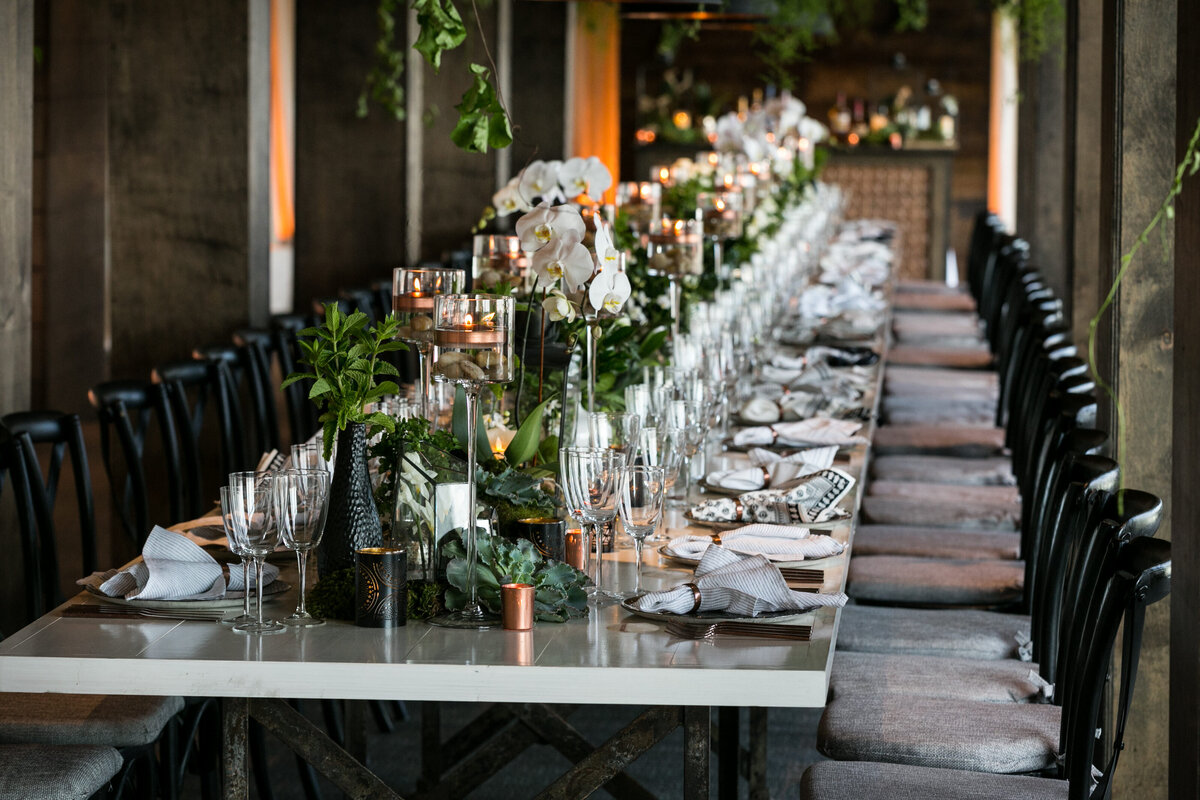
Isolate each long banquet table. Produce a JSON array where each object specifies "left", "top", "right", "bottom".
[{"left": 0, "top": 277, "right": 887, "bottom": 800}]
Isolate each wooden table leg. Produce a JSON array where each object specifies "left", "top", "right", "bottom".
[
  {"left": 748, "top": 707, "right": 768, "bottom": 800},
  {"left": 684, "top": 706, "right": 711, "bottom": 800},
  {"left": 221, "top": 697, "right": 250, "bottom": 800},
  {"left": 718, "top": 707, "right": 739, "bottom": 799}
]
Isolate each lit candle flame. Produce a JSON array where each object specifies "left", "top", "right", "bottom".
[
  {"left": 658, "top": 167, "right": 670, "bottom": 183},
  {"left": 413, "top": 276, "right": 422, "bottom": 294},
  {"left": 673, "top": 219, "right": 685, "bottom": 236},
  {"left": 715, "top": 199, "right": 726, "bottom": 212},
  {"left": 464, "top": 313, "right": 473, "bottom": 328}
]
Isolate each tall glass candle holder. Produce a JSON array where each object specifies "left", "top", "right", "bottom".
[
  {"left": 428, "top": 294, "right": 514, "bottom": 629},
  {"left": 646, "top": 218, "right": 703, "bottom": 346},
  {"left": 696, "top": 190, "right": 745, "bottom": 280},
  {"left": 615, "top": 182, "right": 662, "bottom": 236},
  {"left": 472, "top": 235, "right": 528, "bottom": 292},
  {"left": 393, "top": 267, "right": 465, "bottom": 424}
]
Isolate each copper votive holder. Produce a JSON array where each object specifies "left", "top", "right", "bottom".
[
  {"left": 564, "top": 528, "right": 587, "bottom": 572},
  {"left": 356, "top": 547, "right": 407, "bottom": 628},
  {"left": 393, "top": 294, "right": 436, "bottom": 312},
  {"left": 501, "top": 583, "right": 535, "bottom": 631}
]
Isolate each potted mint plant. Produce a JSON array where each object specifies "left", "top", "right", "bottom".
[{"left": 282, "top": 304, "right": 405, "bottom": 575}]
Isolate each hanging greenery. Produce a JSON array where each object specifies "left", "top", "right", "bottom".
[
  {"left": 993, "top": 0, "right": 1065, "bottom": 62},
  {"left": 358, "top": 0, "right": 511, "bottom": 154}
]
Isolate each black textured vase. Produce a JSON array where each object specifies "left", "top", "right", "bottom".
[{"left": 318, "top": 422, "right": 383, "bottom": 576}]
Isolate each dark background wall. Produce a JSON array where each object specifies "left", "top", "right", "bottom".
[{"left": 619, "top": 0, "right": 993, "bottom": 263}]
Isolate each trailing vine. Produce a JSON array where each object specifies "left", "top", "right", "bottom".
[
  {"left": 358, "top": 0, "right": 511, "bottom": 154},
  {"left": 1087, "top": 114, "right": 1200, "bottom": 493}
]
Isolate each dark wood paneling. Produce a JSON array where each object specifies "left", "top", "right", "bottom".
[
  {"left": 1070, "top": 0, "right": 1104, "bottom": 347},
  {"left": 1171, "top": 0, "right": 1200, "bottom": 796},
  {"left": 43, "top": 0, "right": 110, "bottom": 413},
  {"left": 294, "top": 0, "right": 407, "bottom": 306},
  {"left": 1017, "top": 43, "right": 1067, "bottom": 301},
  {"left": 106, "top": 0, "right": 268, "bottom": 378},
  {"left": 0, "top": 0, "right": 34, "bottom": 415},
  {"left": 509, "top": 1, "right": 567, "bottom": 169}
]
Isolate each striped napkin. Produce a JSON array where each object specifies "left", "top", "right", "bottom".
[
  {"left": 666, "top": 524, "right": 845, "bottom": 562},
  {"left": 748, "top": 446, "right": 838, "bottom": 469},
  {"left": 78, "top": 526, "right": 278, "bottom": 601},
  {"left": 733, "top": 418, "right": 867, "bottom": 448},
  {"left": 636, "top": 547, "right": 848, "bottom": 616}
]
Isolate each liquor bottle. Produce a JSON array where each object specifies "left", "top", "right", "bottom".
[{"left": 828, "top": 92, "right": 851, "bottom": 141}]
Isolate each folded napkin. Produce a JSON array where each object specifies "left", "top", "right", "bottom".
[
  {"left": 78, "top": 526, "right": 279, "bottom": 601},
  {"left": 760, "top": 364, "right": 804, "bottom": 386},
  {"left": 637, "top": 547, "right": 848, "bottom": 615},
  {"left": 770, "top": 354, "right": 808, "bottom": 371},
  {"left": 691, "top": 469, "right": 856, "bottom": 524},
  {"left": 667, "top": 524, "right": 845, "bottom": 561},
  {"left": 733, "top": 418, "right": 866, "bottom": 448},
  {"left": 739, "top": 397, "right": 781, "bottom": 424},
  {"left": 705, "top": 460, "right": 823, "bottom": 492},
  {"left": 749, "top": 445, "right": 838, "bottom": 470}
]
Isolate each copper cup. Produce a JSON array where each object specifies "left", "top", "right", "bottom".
[
  {"left": 564, "top": 528, "right": 588, "bottom": 572},
  {"left": 501, "top": 582, "right": 534, "bottom": 631}
]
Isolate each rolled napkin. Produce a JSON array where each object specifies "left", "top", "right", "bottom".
[
  {"left": 78, "top": 526, "right": 279, "bottom": 601},
  {"left": 732, "top": 418, "right": 867, "bottom": 448},
  {"left": 667, "top": 524, "right": 845, "bottom": 561},
  {"left": 739, "top": 397, "right": 781, "bottom": 425},
  {"left": 637, "top": 547, "right": 848, "bottom": 615}
]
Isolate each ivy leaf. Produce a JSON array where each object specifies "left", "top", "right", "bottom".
[
  {"left": 412, "top": 0, "right": 466, "bottom": 72},
  {"left": 450, "top": 64, "right": 513, "bottom": 154}
]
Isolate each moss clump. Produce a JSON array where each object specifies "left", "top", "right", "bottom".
[{"left": 305, "top": 568, "right": 357, "bottom": 621}]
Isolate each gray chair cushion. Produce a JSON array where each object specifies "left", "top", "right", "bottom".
[
  {"left": 817, "top": 693, "right": 1060, "bottom": 773},
  {"left": 867, "top": 480, "right": 1020, "bottom": 506},
  {"left": 829, "top": 651, "right": 1046, "bottom": 703},
  {"left": 885, "top": 366, "right": 998, "bottom": 395},
  {"left": 852, "top": 526, "right": 1021, "bottom": 561},
  {"left": 800, "top": 760, "right": 1068, "bottom": 800},
  {"left": 871, "top": 455, "right": 1015, "bottom": 486},
  {"left": 0, "top": 693, "right": 183, "bottom": 748},
  {"left": 894, "top": 280, "right": 971, "bottom": 295},
  {"left": 0, "top": 743, "right": 123, "bottom": 799},
  {"left": 872, "top": 424, "right": 1007, "bottom": 457},
  {"left": 882, "top": 396, "right": 996, "bottom": 425},
  {"left": 847, "top": 556, "right": 1024, "bottom": 606},
  {"left": 887, "top": 345, "right": 993, "bottom": 370},
  {"left": 892, "top": 310, "right": 983, "bottom": 340},
  {"left": 861, "top": 496, "right": 1019, "bottom": 530},
  {"left": 891, "top": 292, "right": 978, "bottom": 313},
  {"left": 835, "top": 605, "right": 1030, "bottom": 660}
]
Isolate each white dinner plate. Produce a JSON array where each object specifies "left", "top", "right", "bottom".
[{"left": 84, "top": 580, "right": 291, "bottom": 611}]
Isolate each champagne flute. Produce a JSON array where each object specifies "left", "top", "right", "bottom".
[
  {"left": 560, "top": 446, "right": 627, "bottom": 602},
  {"left": 219, "top": 486, "right": 253, "bottom": 627},
  {"left": 274, "top": 469, "right": 331, "bottom": 627},
  {"left": 225, "top": 471, "right": 282, "bottom": 635},
  {"left": 618, "top": 466, "right": 665, "bottom": 597}
]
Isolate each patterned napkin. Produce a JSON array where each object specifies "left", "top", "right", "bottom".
[
  {"left": 733, "top": 419, "right": 867, "bottom": 448},
  {"left": 691, "top": 468, "right": 856, "bottom": 524},
  {"left": 665, "top": 524, "right": 845, "bottom": 562},
  {"left": 636, "top": 546, "right": 848, "bottom": 615},
  {"left": 78, "top": 526, "right": 279, "bottom": 601}
]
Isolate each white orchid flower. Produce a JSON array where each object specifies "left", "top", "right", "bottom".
[
  {"left": 492, "top": 176, "right": 530, "bottom": 217},
  {"left": 587, "top": 266, "right": 632, "bottom": 316},
  {"left": 518, "top": 160, "right": 564, "bottom": 204},
  {"left": 542, "top": 289, "right": 578, "bottom": 323},
  {"left": 559, "top": 156, "right": 613, "bottom": 200},
  {"left": 714, "top": 112, "right": 744, "bottom": 153},
  {"left": 798, "top": 116, "right": 830, "bottom": 144},
  {"left": 592, "top": 221, "right": 621, "bottom": 272},
  {"left": 531, "top": 237, "right": 594, "bottom": 291},
  {"left": 515, "top": 202, "right": 586, "bottom": 253}
]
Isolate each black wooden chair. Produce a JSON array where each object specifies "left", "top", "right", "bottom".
[
  {"left": 88, "top": 380, "right": 184, "bottom": 549},
  {"left": 271, "top": 313, "right": 321, "bottom": 446},
  {"left": 0, "top": 415, "right": 186, "bottom": 799},
  {"left": 151, "top": 359, "right": 241, "bottom": 518},
  {"left": 194, "top": 343, "right": 282, "bottom": 459}
]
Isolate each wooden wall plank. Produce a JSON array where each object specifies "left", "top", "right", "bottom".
[{"left": 0, "top": 0, "right": 33, "bottom": 415}]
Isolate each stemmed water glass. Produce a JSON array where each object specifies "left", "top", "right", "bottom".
[
  {"left": 665, "top": 399, "right": 707, "bottom": 496},
  {"left": 219, "top": 486, "right": 253, "bottom": 628},
  {"left": 560, "top": 446, "right": 627, "bottom": 602},
  {"left": 291, "top": 441, "right": 333, "bottom": 475},
  {"left": 618, "top": 465, "right": 665, "bottom": 597},
  {"left": 224, "top": 472, "right": 282, "bottom": 635},
  {"left": 273, "top": 469, "right": 331, "bottom": 627},
  {"left": 428, "top": 293, "right": 514, "bottom": 629}
]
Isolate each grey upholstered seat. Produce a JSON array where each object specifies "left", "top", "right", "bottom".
[
  {"left": 861, "top": 495, "right": 1019, "bottom": 530},
  {"left": 817, "top": 693, "right": 1060, "bottom": 773},
  {"left": 867, "top": 480, "right": 1020, "bottom": 505},
  {"left": 890, "top": 292, "right": 977, "bottom": 313},
  {"left": 881, "top": 395, "right": 997, "bottom": 425},
  {"left": 870, "top": 455, "right": 1014, "bottom": 486},
  {"left": 834, "top": 605, "right": 1030, "bottom": 660},
  {"left": 852, "top": 526, "right": 1020, "bottom": 560},
  {"left": 829, "top": 651, "right": 1046, "bottom": 703},
  {"left": 884, "top": 365, "right": 998, "bottom": 396},
  {"left": 0, "top": 693, "right": 184, "bottom": 748},
  {"left": 0, "top": 743, "right": 123, "bottom": 799},
  {"left": 887, "top": 345, "right": 993, "bottom": 370},
  {"left": 871, "top": 424, "right": 1007, "bottom": 457},
  {"left": 847, "top": 555, "right": 1024, "bottom": 605},
  {"left": 892, "top": 310, "right": 983, "bottom": 342},
  {"left": 799, "top": 760, "right": 1067, "bottom": 800}
]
